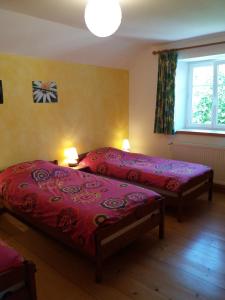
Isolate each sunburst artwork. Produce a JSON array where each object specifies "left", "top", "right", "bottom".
[{"left": 32, "top": 81, "right": 58, "bottom": 103}]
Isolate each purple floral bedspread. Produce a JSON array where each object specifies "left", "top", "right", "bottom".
[
  {"left": 80, "top": 147, "right": 212, "bottom": 192},
  {"left": 0, "top": 160, "right": 160, "bottom": 256}
]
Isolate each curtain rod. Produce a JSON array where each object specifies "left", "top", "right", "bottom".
[{"left": 152, "top": 40, "right": 225, "bottom": 55}]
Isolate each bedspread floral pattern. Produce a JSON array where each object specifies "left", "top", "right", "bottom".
[
  {"left": 0, "top": 160, "right": 160, "bottom": 256},
  {"left": 81, "top": 147, "right": 212, "bottom": 192}
]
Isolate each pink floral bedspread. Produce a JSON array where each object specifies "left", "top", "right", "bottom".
[
  {"left": 0, "top": 160, "right": 160, "bottom": 257},
  {"left": 80, "top": 147, "right": 212, "bottom": 193},
  {"left": 0, "top": 240, "right": 23, "bottom": 272}
]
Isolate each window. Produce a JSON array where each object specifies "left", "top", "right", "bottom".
[{"left": 186, "top": 60, "right": 225, "bottom": 130}]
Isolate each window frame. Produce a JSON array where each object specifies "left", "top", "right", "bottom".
[{"left": 186, "top": 59, "right": 225, "bottom": 130}]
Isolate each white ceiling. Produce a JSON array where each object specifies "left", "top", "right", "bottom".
[{"left": 0, "top": 0, "right": 225, "bottom": 69}]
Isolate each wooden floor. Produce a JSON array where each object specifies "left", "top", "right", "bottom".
[{"left": 0, "top": 192, "right": 225, "bottom": 300}]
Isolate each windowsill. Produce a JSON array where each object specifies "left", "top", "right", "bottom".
[{"left": 176, "top": 129, "right": 225, "bottom": 137}]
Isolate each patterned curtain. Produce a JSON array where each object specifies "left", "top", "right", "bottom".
[{"left": 154, "top": 51, "right": 178, "bottom": 134}]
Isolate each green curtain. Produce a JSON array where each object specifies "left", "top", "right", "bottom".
[{"left": 154, "top": 51, "right": 178, "bottom": 135}]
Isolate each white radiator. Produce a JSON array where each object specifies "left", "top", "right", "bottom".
[{"left": 171, "top": 143, "right": 225, "bottom": 185}]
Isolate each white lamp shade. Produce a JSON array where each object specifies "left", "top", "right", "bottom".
[
  {"left": 122, "top": 139, "right": 130, "bottom": 152},
  {"left": 85, "top": 0, "right": 122, "bottom": 37},
  {"left": 64, "top": 147, "right": 79, "bottom": 165}
]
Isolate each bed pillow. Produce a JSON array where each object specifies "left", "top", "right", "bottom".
[
  {"left": 0, "top": 160, "right": 57, "bottom": 196},
  {"left": 80, "top": 147, "right": 123, "bottom": 168}
]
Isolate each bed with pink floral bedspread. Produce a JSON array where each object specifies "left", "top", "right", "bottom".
[
  {"left": 0, "top": 240, "right": 23, "bottom": 273},
  {"left": 0, "top": 160, "right": 164, "bottom": 281},
  {"left": 0, "top": 240, "right": 37, "bottom": 299},
  {"left": 80, "top": 147, "right": 213, "bottom": 221},
  {"left": 80, "top": 147, "right": 212, "bottom": 193}
]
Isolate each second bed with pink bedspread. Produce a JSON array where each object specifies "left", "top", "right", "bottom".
[
  {"left": 0, "top": 160, "right": 161, "bottom": 257},
  {"left": 80, "top": 147, "right": 213, "bottom": 221},
  {"left": 80, "top": 147, "right": 212, "bottom": 193}
]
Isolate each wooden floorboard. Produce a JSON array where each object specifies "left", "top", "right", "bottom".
[{"left": 0, "top": 192, "right": 225, "bottom": 299}]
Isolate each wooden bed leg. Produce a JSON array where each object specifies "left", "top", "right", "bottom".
[
  {"left": 95, "top": 257, "right": 103, "bottom": 283},
  {"left": 159, "top": 198, "right": 165, "bottom": 239},
  {"left": 95, "top": 235, "right": 103, "bottom": 283},
  {"left": 177, "top": 194, "right": 183, "bottom": 223},
  {"left": 25, "top": 261, "right": 37, "bottom": 300},
  {"left": 0, "top": 199, "right": 5, "bottom": 215},
  {"left": 208, "top": 170, "right": 214, "bottom": 203},
  {"left": 0, "top": 207, "right": 5, "bottom": 215}
]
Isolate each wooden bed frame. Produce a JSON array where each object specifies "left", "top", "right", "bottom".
[
  {"left": 0, "top": 260, "right": 37, "bottom": 300},
  {"left": 150, "top": 170, "right": 213, "bottom": 222},
  {"left": 0, "top": 159, "right": 165, "bottom": 282},
  {"left": 78, "top": 153, "right": 214, "bottom": 222},
  {"left": 0, "top": 199, "right": 164, "bottom": 283}
]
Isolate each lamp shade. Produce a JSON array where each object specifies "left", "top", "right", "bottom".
[
  {"left": 64, "top": 147, "right": 79, "bottom": 166},
  {"left": 85, "top": 0, "right": 122, "bottom": 37},
  {"left": 122, "top": 139, "right": 130, "bottom": 152}
]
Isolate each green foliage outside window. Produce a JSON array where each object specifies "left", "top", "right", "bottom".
[
  {"left": 192, "top": 95, "right": 212, "bottom": 124},
  {"left": 192, "top": 72, "right": 225, "bottom": 125},
  {"left": 218, "top": 80, "right": 225, "bottom": 124}
]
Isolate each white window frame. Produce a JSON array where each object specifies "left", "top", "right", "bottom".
[{"left": 186, "top": 59, "right": 225, "bottom": 130}]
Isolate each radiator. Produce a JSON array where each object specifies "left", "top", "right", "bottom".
[{"left": 171, "top": 143, "right": 225, "bottom": 185}]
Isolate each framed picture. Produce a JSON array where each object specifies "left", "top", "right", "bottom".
[
  {"left": 32, "top": 81, "right": 58, "bottom": 103},
  {"left": 0, "top": 81, "right": 3, "bottom": 104}
]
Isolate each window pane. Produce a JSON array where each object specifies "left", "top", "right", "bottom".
[
  {"left": 192, "top": 65, "right": 213, "bottom": 86},
  {"left": 191, "top": 86, "right": 213, "bottom": 125},
  {"left": 217, "top": 64, "right": 225, "bottom": 125}
]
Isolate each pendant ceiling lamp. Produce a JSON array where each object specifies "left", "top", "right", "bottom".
[{"left": 85, "top": 0, "right": 122, "bottom": 37}]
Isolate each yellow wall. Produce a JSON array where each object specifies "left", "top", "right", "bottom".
[{"left": 0, "top": 53, "right": 129, "bottom": 168}]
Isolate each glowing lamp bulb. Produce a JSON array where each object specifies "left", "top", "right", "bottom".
[
  {"left": 122, "top": 139, "right": 130, "bottom": 152},
  {"left": 64, "top": 147, "right": 79, "bottom": 167},
  {"left": 85, "top": 0, "right": 122, "bottom": 37}
]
